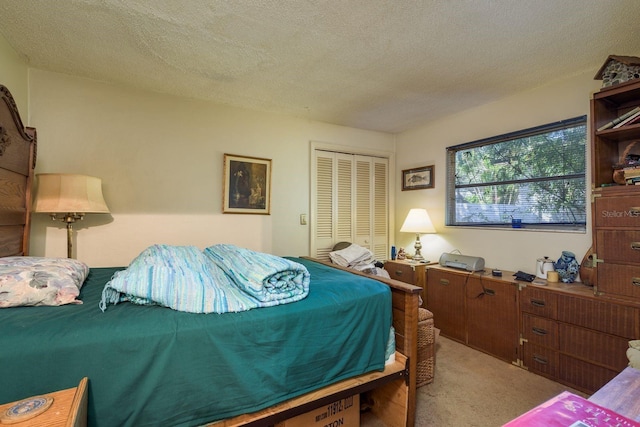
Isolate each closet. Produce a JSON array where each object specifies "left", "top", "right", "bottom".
[{"left": 311, "top": 149, "right": 389, "bottom": 261}]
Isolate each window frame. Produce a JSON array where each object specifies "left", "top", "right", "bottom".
[{"left": 445, "top": 116, "right": 588, "bottom": 232}]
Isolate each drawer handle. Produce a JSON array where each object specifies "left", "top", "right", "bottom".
[
  {"left": 532, "top": 327, "right": 548, "bottom": 336},
  {"left": 530, "top": 299, "right": 546, "bottom": 308},
  {"left": 632, "top": 242, "right": 640, "bottom": 251},
  {"left": 439, "top": 278, "right": 449, "bottom": 285},
  {"left": 532, "top": 355, "right": 548, "bottom": 365},
  {"left": 394, "top": 270, "right": 404, "bottom": 276},
  {"left": 484, "top": 288, "right": 496, "bottom": 296},
  {"left": 632, "top": 278, "right": 640, "bottom": 287}
]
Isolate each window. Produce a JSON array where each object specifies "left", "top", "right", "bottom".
[{"left": 446, "top": 116, "right": 587, "bottom": 231}]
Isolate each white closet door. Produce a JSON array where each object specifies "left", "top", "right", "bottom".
[
  {"left": 312, "top": 151, "right": 353, "bottom": 260},
  {"left": 312, "top": 150, "right": 388, "bottom": 262},
  {"left": 371, "top": 157, "right": 389, "bottom": 261},
  {"left": 353, "top": 156, "right": 372, "bottom": 249}
]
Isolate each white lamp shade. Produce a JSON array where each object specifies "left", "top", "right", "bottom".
[
  {"left": 400, "top": 208, "right": 436, "bottom": 233},
  {"left": 33, "top": 174, "right": 110, "bottom": 213}
]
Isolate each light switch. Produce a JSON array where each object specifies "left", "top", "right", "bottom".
[{"left": 300, "top": 214, "right": 307, "bottom": 225}]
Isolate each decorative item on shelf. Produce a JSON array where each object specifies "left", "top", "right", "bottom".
[
  {"left": 396, "top": 248, "right": 406, "bottom": 260},
  {"left": 579, "top": 246, "right": 596, "bottom": 287},
  {"left": 400, "top": 208, "right": 436, "bottom": 262},
  {"left": 599, "top": 106, "right": 640, "bottom": 131},
  {"left": 535, "top": 256, "right": 555, "bottom": 279},
  {"left": 612, "top": 140, "right": 640, "bottom": 185},
  {"left": 594, "top": 55, "right": 640, "bottom": 88},
  {"left": 33, "top": 173, "right": 110, "bottom": 259},
  {"left": 554, "top": 251, "right": 580, "bottom": 283},
  {"left": 546, "top": 271, "right": 559, "bottom": 283}
]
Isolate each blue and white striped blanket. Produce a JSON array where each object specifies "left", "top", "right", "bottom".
[
  {"left": 204, "top": 244, "right": 310, "bottom": 305},
  {"left": 99, "top": 244, "right": 309, "bottom": 314}
]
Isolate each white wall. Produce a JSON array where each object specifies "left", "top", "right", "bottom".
[
  {"left": 27, "top": 70, "right": 395, "bottom": 266},
  {"left": 395, "top": 71, "right": 603, "bottom": 274},
  {"left": 0, "top": 35, "right": 28, "bottom": 118}
]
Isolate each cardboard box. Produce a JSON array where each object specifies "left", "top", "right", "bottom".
[{"left": 275, "top": 394, "right": 359, "bottom": 427}]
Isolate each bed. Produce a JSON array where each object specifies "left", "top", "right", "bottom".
[{"left": 0, "top": 84, "right": 420, "bottom": 427}]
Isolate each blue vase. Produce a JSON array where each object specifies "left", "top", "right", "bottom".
[{"left": 554, "top": 251, "right": 579, "bottom": 283}]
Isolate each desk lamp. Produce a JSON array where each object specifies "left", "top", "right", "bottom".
[
  {"left": 33, "top": 173, "right": 110, "bottom": 258},
  {"left": 400, "top": 208, "right": 436, "bottom": 262}
]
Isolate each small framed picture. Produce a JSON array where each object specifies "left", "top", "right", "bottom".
[
  {"left": 223, "top": 154, "right": 272, "bottom": 214},
  {"left": 402, "top": 165, "right": 434, "bottom": 191}
]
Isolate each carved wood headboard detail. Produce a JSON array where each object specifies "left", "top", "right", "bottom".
[{"left": 0, "top": 85, "right": 37, "bottom": 257}]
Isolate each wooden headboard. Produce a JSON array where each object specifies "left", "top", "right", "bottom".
[{"left": 0, "top": 85, "right": 36, "bottom": 257}]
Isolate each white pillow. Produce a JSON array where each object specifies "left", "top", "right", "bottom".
[{"left": 0, "top": 257, "right": 89, "bottom": 308}]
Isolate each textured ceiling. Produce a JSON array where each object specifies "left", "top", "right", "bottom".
[{"left": 1, "top": 0, "right": 640, "bottom": 133}]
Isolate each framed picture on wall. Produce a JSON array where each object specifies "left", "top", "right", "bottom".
[
  {"left": 402, "top": 165, "right": 434, "bottom": 191},
  {"left": 223, "top": 154, "right": 272, "bottom": 214}
]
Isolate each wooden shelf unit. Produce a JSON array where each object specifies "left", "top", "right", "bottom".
[
  {"left": 591, "top": 78, "right": 640, "bottom": 190},
  {"left": 591, "top": 79, "right": 640, "bottom": 302}
]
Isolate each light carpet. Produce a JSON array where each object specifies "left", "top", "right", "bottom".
[{"left": 362, "top": 335, "right": 586, "bottom": 426}]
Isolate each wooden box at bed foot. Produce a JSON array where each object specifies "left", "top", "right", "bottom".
[
  {"left": 274, "top": 394, "right": 359, "bottom": 427},
  {"left": 417, "top": 308, "right": 436, "bottom": 387}
]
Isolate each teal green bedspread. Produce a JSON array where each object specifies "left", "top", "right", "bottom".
[{"left": 0, "top": 258, "right": 391, "bottom": 427}]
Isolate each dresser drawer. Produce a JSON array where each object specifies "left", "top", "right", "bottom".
[
  {"left": 522, "top": 314, "right": 557, "bottom": 348},
  {"left": 520, "top": 287, "right": 557, "bottom": 318},
  {"left": 386, "top": 262, "right": 416, "bottom": 283},
  {"left": 522, "top": 343, "right": 557, "bottom": 378},
  {"left": 557, "top": 293, "right": 639, "bottom": 337},
  {"left": 558, "top": 323, "right": 630, "bottom": 370},
  {"left": 558, "top": 355, "right": 618, "bottom": 393},
  {"left": 594, "top": 195, "right": 640, "bottom": 227},
  {"left": 596, "top": 229, "right": 640, "bottom": 263},
  {"left": 596, "top": 263, "right": 640, "bottom": 302}
]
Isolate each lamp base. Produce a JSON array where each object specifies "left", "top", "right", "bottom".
[
  {"left": 50, "top": 213, "right": 84, "bottom": 258},
  {"left": 412, "top": 253, "right": 426, "bottom": 262},
  {"left": 413, "top": 233, "right": 425, "bottom": 262}
]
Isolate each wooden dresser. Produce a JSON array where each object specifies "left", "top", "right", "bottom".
[
  {"left": 425, "top": 266, "right": 519, "bottom": 365},
  {"left": 425, "top": 265, "right": 640, "bottom": 394},
  {"left": 520, "top": 284, "right": 639, "bottom": 393}
]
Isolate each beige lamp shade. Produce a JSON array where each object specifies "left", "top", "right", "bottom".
[
  {"left": 400, "top": 208, "right": 436, "bottom": 234},
  {"left": 33, "top": 174, "right": 110, "bottom": 213}
]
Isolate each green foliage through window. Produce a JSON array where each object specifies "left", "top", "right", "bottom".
[{"left": 446, "top": 116, "right": 587, "bottom": 230}]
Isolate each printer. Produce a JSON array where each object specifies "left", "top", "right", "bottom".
[{"left": 439, "top": 252, "right": 485, "bottom": 272}]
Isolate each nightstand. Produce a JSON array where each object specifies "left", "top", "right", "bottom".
[
  {"left": 384, "top": 260, "right": 427, "bottom": 302},
  {"left": 0, "top": 377, "right": 88, "bottom": 427},
  {"left": 384, "top": 259, "right": 436, "bottom": 386}
]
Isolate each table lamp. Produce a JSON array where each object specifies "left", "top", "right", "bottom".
[
  {"left": 33, "top": 173, "right": 110, "bottom": 258},
  {"left": 400, "top": 208, "right": 436, "bottom": 262}
]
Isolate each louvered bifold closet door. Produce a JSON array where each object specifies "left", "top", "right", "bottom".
[
  {"left": 372, "top": 158, "right": 389, "bottom": 261},
  {"left": 312, "top": 151, "right": 353, "bottom": 261},
  {"left": 353, "top": 155, "right": 389, "bottom": 261},
  {"left": 354, "top": 156, "right": 372, "bottom": 251},
  {"left": 312, "top": 150, "right": 388, "bottom": 262}
]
